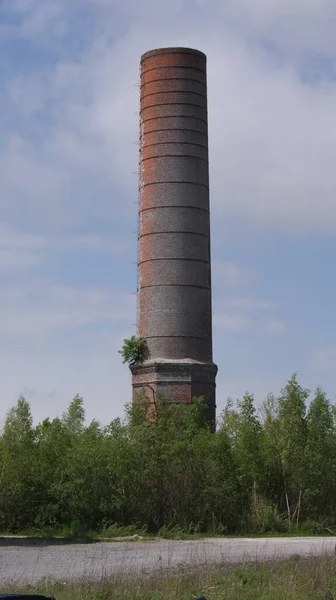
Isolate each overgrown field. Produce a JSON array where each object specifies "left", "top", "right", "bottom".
[
  {"left": 1, "top": 373, "right": 336, "bottom": 536},
  {"left": 5, "top": 556, "right": 336, "bottom": 600}
]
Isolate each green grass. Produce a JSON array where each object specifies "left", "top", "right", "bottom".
[
  {"left": 1, "top": 526, "right": 335, "bottom": 543},
  {"left": 0, "top": 523, "right": 203, "bottom": 542},
  {"left": 4, "top": 556, "right": 336, "bottom": 600}
]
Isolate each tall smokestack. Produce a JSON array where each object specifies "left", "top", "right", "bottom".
[{"left": 131, "top": 47, "right": 217, "bottom": 425}]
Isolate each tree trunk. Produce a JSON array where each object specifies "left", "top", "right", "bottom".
[
  {"left": 296, "top": 488, "right": 302, "bottom": 527},
  {"left": 284, "top": 483, "right": 291, "bottom": 528}
]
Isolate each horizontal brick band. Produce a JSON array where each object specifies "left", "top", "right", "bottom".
[
  {"left": 139, "top": 205, "right": 209, "bottom": 214},
  {"left": 141, "top": 113, "right": 207, "bottom": 125},
  {"left": 143, "top": 116, "right": 207, "bottom": 133},
  {"left": 142, "top": 140, "right": 208, "bottom": 151},
  {"left": 140, "top": 153, "right": 207, "bottom": 163},
  {"left": 139, "top": 257, "right": 209, "bottom": 264}
]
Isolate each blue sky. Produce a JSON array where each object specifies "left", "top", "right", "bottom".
[{"left": 1, "top": 0, "right": 336, "bottom": 426}]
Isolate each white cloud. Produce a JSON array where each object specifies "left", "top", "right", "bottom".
[
  {"left": 0, "top": 248, "right": 41, "bottom": 270},
  {"left": 0, "top": 348, "right": 132, "bottom": 429},
  {"left": 215, "top": 376, "right": 284, "bottom": 408},
  {"left": 213, "top": 314, "right": 251, "bottom": 332},
  {"left": 4, "top": 0, "right": 336, "bottom": 233},
  {"left": 222, "top": 298, "right": 275, "bottom": 310},
  {"left": 0, "top": 224, "right": 43, "bottom": 269},
  {"left": 311, "top": 347, "right": 336, "bottom": 371},
  {"left": 266, "top": 319, "right": 286, "bottom": 334},
  {"left": 213, "top": 296, "right": 281, "bottom": 332},
  {"left": 20, "top": 1, "right": 67, "bottom": 38},
  {"left": 224, "top": 0, "right": 336, "bottom": 57},
  {"left": 7, "top": 0, "right": 68, "bottom": 37},
  {"left": 0, "top": 277, "right": 135, "bottom": 426},
  {"left": 212, "top": 261, "right": 253, "bottom": 289},
  {"left": 0, "top": 280, "right": 134, "bottom": 342},
  {"left": 0, "top": 222, "right": 134, "bottom": 270},
  {"left": 0, "top": 136, "right": 69, "bottom": 227}
]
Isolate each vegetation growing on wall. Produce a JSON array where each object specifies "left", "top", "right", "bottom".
[
  {"left": 1, "top": 374, "right": 336, "bottom": 536},
  {"left": 118, "top": 336, "right": 148, "bottom": 365}
]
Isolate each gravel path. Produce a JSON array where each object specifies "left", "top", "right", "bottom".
[{"left": 0, "top": 536, "right": 335, "bottom": 585}]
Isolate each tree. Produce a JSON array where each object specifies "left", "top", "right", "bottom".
[
  {"left": 62, "top": 394, "right": 85, "bottom": 434},
  {"left": 221, "top": 393, "right": 264, "bottom": 530},
  {"left": 305, "top": 387, "right": 336, "bottom": 519},
  {"left": 276, "top": 374, "right": 309, "bottom": 527},
  {"left": 0, "top": 397, "right": 36, "bottom": 531},
  {"left": 1, "top": 375, "right": 335, "bottom": 536}
]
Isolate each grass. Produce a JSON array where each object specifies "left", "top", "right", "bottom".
[
  {"left": 4, "top": 556, "right": 336, "bottom": 600},
  {"left": 3, "top": 513, "right": 336, "bottom": 542},
  {"left": 1, "top": 531, "right": 335, "bottom": 544},
  {"left": 0, "top": 523, "right": 204, "bottom": 542}
]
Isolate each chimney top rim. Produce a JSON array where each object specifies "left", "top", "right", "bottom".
[{"left": 141, "top": 47, "right": 206, "bottom": 62}]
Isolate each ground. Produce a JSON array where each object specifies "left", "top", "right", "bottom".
[{"left": 1, "top": 536, "right": 336, "bottom": 585}]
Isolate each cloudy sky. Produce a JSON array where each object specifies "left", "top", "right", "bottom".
[{"left": 1, "top": 0, "right": 336, "bottom": 426}]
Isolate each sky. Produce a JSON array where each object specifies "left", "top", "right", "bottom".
[{"left": 1, "top": 0, "right": 336, "bottom": 427}]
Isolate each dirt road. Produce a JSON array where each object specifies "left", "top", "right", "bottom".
[{"left": 1, "top": 536, "right": 335, "bottom": 585}]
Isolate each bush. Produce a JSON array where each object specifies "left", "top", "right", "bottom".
[{"left": 118, "top": 336, "right": 148, "bottom": 365}]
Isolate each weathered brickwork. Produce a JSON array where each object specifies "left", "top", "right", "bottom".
[
  {"left": 133, "top": 47, "right": 217, "bottom": 424},
  {"left": 131, "top": 361, "right": 217, "bottom": 427}
]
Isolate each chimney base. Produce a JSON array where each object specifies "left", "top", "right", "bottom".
[{"left": 131, "top": 359, "right": 217, "bottom": 429}]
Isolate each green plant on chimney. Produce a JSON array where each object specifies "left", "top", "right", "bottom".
[{"left": 119, "top": 335, "right": 148, "bottom": 366}]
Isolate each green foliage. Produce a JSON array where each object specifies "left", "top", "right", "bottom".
[
  {"left": 158, "top": 524, "right": 187, "bottom": 539},
  {"left": 101, "top": 522, "right": 148, "bottom": 538},
  {"left": 305, "top": 387, "right": 336, "bottom": 518},
  {"left": 1, "top": 374, "right": 336, "bottom": 536},
  {"left": 275, "top": 374, "right": 309, "bottom": 528},
  {"left": 118, "top": 336, "right": 148, "bottom": 365}
]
